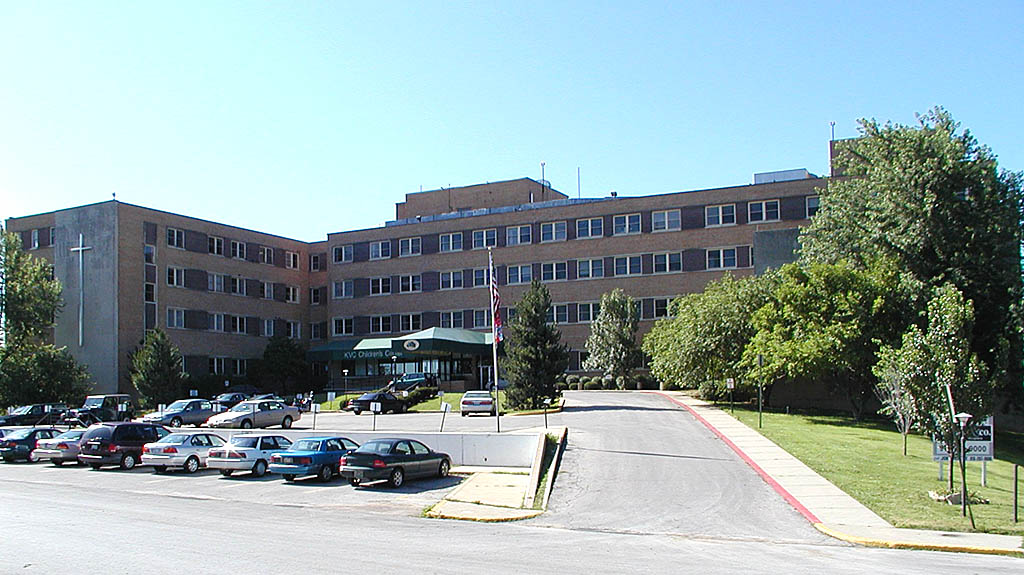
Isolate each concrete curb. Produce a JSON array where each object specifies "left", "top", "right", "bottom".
[
  {"left": 653, "top": 391, "right": 1024, "bottom": 558},
  {"left": 426, "top": 500, "right": 544, "bottom": 522}
]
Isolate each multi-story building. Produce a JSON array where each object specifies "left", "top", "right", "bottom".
[{"left": 6, "top": 168, "right": 825, "bottom": 394}]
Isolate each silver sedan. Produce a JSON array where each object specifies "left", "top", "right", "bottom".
[
  {"left": 32, "top": 429, "right": 86, "bottom": 465},
  {"left": 141, "top": 431, "right": 226, "bottom": 473}
]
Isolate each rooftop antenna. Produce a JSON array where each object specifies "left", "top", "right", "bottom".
[
  {"left": 830, "top": 121, "right": 835, "bottom": 141},
  {"left": 577, "top": 167, "right": 581, "bottom": 199}
]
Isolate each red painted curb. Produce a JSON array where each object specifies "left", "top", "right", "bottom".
[{"left": 655, "top": 391, "right": 821, "bottom": 524}]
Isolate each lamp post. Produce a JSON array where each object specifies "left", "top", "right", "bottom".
[
  {"left": 756, "top": 355, "right": 764, "bottom": 429},
  {"left": 391, "top": 355, "right": 398, "bottom": 382},
  {"left": 955, "top": 412, "right": 973, "bottom": 519},
  {"left": 342, "top": 369, "right": 349, "bottom": 406},
  {"left": 543, "top": 398, "right": 551, "bottom": 429}
]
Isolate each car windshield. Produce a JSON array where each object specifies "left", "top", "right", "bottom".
[
  {"left": 166, "top": 400, "right": 190, "bottom": 411},
  {"left": 356, "top": 393, "right": 377, "bottom": 401},
  {"left": 355, "top": 440, "right": 394, "bottom": 455},
  {"left": 5, "top": 429, "right": 33, "bottom": 440},
  {"left": 156, "top": 433, "right": 190, "bottom": 444},
  {"left": 291, "top": 439, "right": 322, "bottom": 451},
  {"left": 464, "top": 392, "right": 491, "bottom": 398},
  {"left": 215, "top": 394, "right": 234, "bottom": 401},
  {"left": 229, "top": 437, "right": 258, "bottom": 448},
  {"left": 56, "top": 430, "right": 84, "bottom": 440},
  {"left": 82, "top": 426, "right": 113, "bottom": 441},
  {"left": 83, "top": 397, "right": 104, "bottom": 408},
  {"left": 10, "top": 405, "right": 32, "bottom": 415},
  {"left": 229, "top": 403, "right": 256, "bottom": 413}
]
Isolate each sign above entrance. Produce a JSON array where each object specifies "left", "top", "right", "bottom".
[{"left": 403, "top": 340, "right": 421, "bottom": 351}]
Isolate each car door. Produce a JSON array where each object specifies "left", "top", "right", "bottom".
[
  {"left": 409, "top": 440, "right": 435, "bottom": 477},
  {"left": 392, "top": 440, "right": 418, "bottom": 476},
  {"left": 255, "top": 402, "right": 272, "bottom": 427},
  {"left": 257, "top": 436, "right": 277, "bottom": 459}
]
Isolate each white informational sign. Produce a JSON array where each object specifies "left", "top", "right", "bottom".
[
  {"left": 327, "top": 392, "right": 337, "bottom": 403},
  {"left": 933, "top": 416, "right": 993, "bottom": 462},
  {"left": 401, "top": 390, "right": 409, "bottom": 398},
  {"left": 189, "top": 389, "right": 199, "bottom": 397},
  {"left": 158, "top": 404, "right": 166, "bottom": 414},
  {"left": 725, "top": 378, "right": 735, "bottom": 390},
  {"left": 311, "top": 404, "right": 321, "bottom": 413},
  {"left": 370, "top": 401, "right": 382, "bottom": 414},
  {"left": 441, "top": 402, "right": 451, "bottom": 413}
]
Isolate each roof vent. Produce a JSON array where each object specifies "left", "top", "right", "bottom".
[{"left": 753, "top": 169, "right": 812, "bottom": 184}]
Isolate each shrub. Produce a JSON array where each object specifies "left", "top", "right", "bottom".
[
  {"left": 583, "top": 380, "right": 602, "bottom": 390},
  {"left": 566, "top": 374, "right": 580, "bottom": 385},
  {"left": 602, "top": 376, "right": 617, "bottom": 390},
  {"left": 555, "top": 381, "right": 569, "bottom": 392},
  {"left": 405, "top": 386, "right": 438, "bottom": 406}
]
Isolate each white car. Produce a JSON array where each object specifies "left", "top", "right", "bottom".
[
  {"left": 460, "top": 390, "right": 496, "bottom": 416},
  {"left": 141, "top": 431, "right": 226, "bottom": 473},
  {"left": 204, "top": 400, "right": 301, "bottom": 429},
  {"left": 205, "top": 434, "right": 292, "bottom": 477}
]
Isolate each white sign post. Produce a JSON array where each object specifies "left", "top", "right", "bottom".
[
  {"left": 370, "top": 401, "right": 382, "bottom": 432},
  {"left": 933, "top": 416, "right": 993, "bottom": 486}
]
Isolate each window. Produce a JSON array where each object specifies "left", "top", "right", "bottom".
[
  {"left": 332, "top": 317, "right": 353, "bottom": 336},
  {"left": 263, "top": 319, "right": 274, "bottom": 337},
  {"left": 166, "top": 266, "right": 185, "bottom": 287},
  {"left": 473, "top": 309, "right": 491, "bottom": 329},
  {"left": 440, "top": 232, "right": 462, "bottom": 252},
  {"left": 333, "top": 280, "right": 353, "bottom": 299},
  {"left": 208, "top": 236, "right": 223, "bottom": 255},
  {"left": 400, "top": 314, "right": 422, "bottom": 332},
  {"left": 287, "top": 321, "right": 301, "bottom": 339},
  {"left": 259, "top": 246, "right": 273, "bottom": 264},
  {"left": 231, "top": 359, "right": 248, "bottom": 376},
  {"left": 310, "top": 323, "right": 324, "bottom": 340},
  {"left": 540, "top": 221, "right": 567, "bottom": 242},
  {"left": 310, "top": 287, "right": 322, "bottom": 305},
  {"left": 333, "top": 244, "right": 353, "bottom": 263},
  {"left": 653, "top": 298, "right": 671, "bottom": 319},
  {"left": 652, "top": 209, "right": 681, "bottom": 231},
  {"left": 541, "top": 262, "right": 567, "bottom": 281},
  {"left": 144, "top": 244, "right": 155, "bottom": 264},
  {"left": 166, "top": 308, "right": 184, "bottom": 329},
  {"left": 370, "top": 240, "right": 391, "bottom": 260},
  {"left": 230, "top": 276, "right": 246, "bottom": 296},
  {"left": 231, "top": 240, "right": 246, "bottom": 259},
  {"left": 48, "top": 227, "right": 55, "bottom": 246},
  {"left": 285, "top": 285, "right": 299, "bottom": 303},
  {"left": 440, "top": 270, "right": 463, "bottom": 290},
  {"left": 260, "top": 281, "right": 273, "bottom": 300},
  {"left": 399, "top": 275, "right": 421, "bottom": 293},
  {"left": 748, "top": 200, "right": 780, "bottom": 223},
  {"left": 576, "top": 217, "right": 603, "bottom": 238},
  {"left": 285, "top": 251, "right": 299, "bottom": 269},
  {"left": 439, "top": 311, "right": 463, "bottom": 329},
  {"left": 209, "top": 357, "right": 226, "bottom": 375},
  {"left": 505, "top": 225, "right": 532, "bottom": 246},
  {"left": 707, "top": 248, "right": 738, "bottom": 269},
  {"left": 545, "top": 304, "right": 569, "bottom": 324},
  {"left": 370, "top": 277, "right": 391, "bottom": 295},
  {"left": 472, "top": 228, "right": 496, "bottom": 249},
  {"left": 806, "top": 196, "right": 820, "bottom": 218},
  {"left": 370, "top": 316, "right": 391, "bottom": 334},
  {"left": 230, "top": 315, "right": 247, "bottom": 334},
  {"left": 399, "top": 237, "right": 421, "bottom": 257},
  {"left": 310, "top": 254, "right": 321, "bottom": 271},
  {"left": 473, "top": 268, "right": 491, "bottom": 287},
  {"left": 167, "top": 228, "right": 184, "bottom": 249},
  {"left": 614, "top": 256, "right": 642, "bottom": 276},
  {"left": 208, "top": 273, "right": 225, "bottom": 292},
  {"left": 613, "top": 213, "right": 641, "bottom": 235},
  {"left": 578, "top": 302, "right": 600, "bottom": 323},
  {"left": 144, "top": 283, "right": 155, "bottom": 303},
  {"left": 507, "top": 264, "right": 532, "bottom": 284},
  {"left": 577, "top": 258, "right": 604, "bottom": 279},
  {"left": 705, "top": 204, "right": 736, "bottom": 227},
  {"left": 30, "top": 229, "right": 39, "bottom": 249},
  {"left": 209, "top": 312, "right": 225, "bottom": 332},
  {"left": 653, "top": 252, "right": 682, "bottom": 273}
]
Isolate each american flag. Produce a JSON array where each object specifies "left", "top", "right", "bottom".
[{"left": 488, "top": 250, "right": 504, "bottom": 342}]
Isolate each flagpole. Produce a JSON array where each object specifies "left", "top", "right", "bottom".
[{"left": 489, "top": 248, "right": 501, "bottom": 434}]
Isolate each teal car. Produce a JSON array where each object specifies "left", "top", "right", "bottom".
[{"left": 268, "top": 436, "right": 359, "bottom": 482}]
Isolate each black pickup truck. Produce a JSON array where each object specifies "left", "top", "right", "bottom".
[
  {"left": 61, "top": 394, "right": 137, "bottom": 427},
  {"left": 0, "top": 403, "right": 67, "bottom": 426}
]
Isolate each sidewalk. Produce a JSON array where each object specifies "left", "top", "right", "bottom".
[
  {"left": 655, "top": 391, "right": 1024, "bottom": 557},
  {"left": 426, "top": 467, "right": 544, "bottom": 522}
]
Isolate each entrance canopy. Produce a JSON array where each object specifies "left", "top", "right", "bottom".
[{"left": 306, "top": 328, "right": 493, "bottom": 362}]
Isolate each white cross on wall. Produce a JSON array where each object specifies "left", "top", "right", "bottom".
[{"left": 69, "top": 233, "right": 92, "bottom": 347}]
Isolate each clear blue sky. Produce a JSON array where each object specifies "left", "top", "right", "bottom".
[{"left": 2, "top": 2, "right": 1021, "bottom": 241}]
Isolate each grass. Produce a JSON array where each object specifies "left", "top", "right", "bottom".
[
  {"left": 317, "top": 393, "right": 361, "bottom": 411},
  {"left": 532, "top": 434, "right": 560, "bottom": 510},
  {"left": 725, "top": 405, "right": 1024, "bottom": 535}
]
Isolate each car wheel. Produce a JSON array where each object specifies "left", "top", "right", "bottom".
[
  {"left": 120, "top": 453, "right": 137, "bottom": 470},
  {"left": 353, "top": 409, "right": 361, "bottom": 415},
  {"left": 241, "top": 420, "right": 253, "bottom": 429},
  {"left": 491, "top": 409, "right": 496, "bottom": 416},
  {"left": 318, "top": 465, "right": 332, "bottom": 482},
  {"left": 461, "top": 412, "right": 467, "bottom": 417},
  {"left": 388, "top": 467, "right": 404, "bottom": 488},
  {"left": 183, "top": 456, "right": 200, "bottom": 474},
  {"left": 219, "top": 469, "right": 234, "bottom": 477},
  {"left": 283, "top": 474, "right": 296, "bottom": 482},
  {"left": 90, "top": 463, "right": 102, "bottom": 470},
  {"left": 28, "top": 451, "right": 39, "bottom": 463},
  {"left": 169, "top": 417, "right": 182, "bottom": 428},
  {"left": 349, "top": 478, "right": 360, "bottom": 487},
  {"left": 438, "top": 459, "right": 450, "bottom": 478},
  {"left": 51, "top": 459, "right": 63, "bottom": 466},
  {"left": 2, "top": 456, "right": 14, "bottom": 463},
  {"left": 252, "top": 460, "right": 267, "bottom": 477},
  {"left": 281, "top": 416, "right": 293, "bottom": 429},
  {"left": 153, "top": 465, "right": 167, "bottom": 473}
]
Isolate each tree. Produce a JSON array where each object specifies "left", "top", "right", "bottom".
[
  {"left": 643, "top": 273, "right": 775, "bottom": 397},
  {"left": 129, "top": 329, "right": 189, "bottom": 408},
  {"left": 0, "top": 345, "right": 91, "bottom": 407},
  {"left": 583, "top": 289, "right": 639, "bottom": 389},
  {"left": 503, "top": 280, "right": 569, "bottom": 410},
  {"left": 248, "top": 335, "right": 309, "bottom": 396},
  {"left": 872, "top": 362, "right": 918, "bottom": 457},
  {"left": 0, "top": 230, "right": 62, "bottom": 346},
  {"left": 801, "top": 108, "right": 1024, "bottom": 405}
]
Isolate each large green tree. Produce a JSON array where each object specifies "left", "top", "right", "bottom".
[
  {"left": 583, "top": 288, "right": 639, "bottom": 388},
  {"left": 248, "top": 335, "right": 309, "bottom": 396},
  {"left": 503, "top": 280, "right": 569, "bottom": 410},
  {"left": 801, "top": 108, "right": 1024, "bottom": 405},
  {"left": 129, "top": 329, "right": 189, "bottom": 408}
]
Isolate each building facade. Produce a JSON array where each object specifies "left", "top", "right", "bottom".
[{"left": 6, "top": 172, "right": 825, "bottom": 394}]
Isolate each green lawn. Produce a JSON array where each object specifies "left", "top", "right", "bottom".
[
  {"left": 409, "top": 392, "right": 510, "bottom": 413},
  {"left": 725, "top": 405, "right": 1024, "bottom": 536}
]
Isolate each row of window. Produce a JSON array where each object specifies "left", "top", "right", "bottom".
[
  {"left": 330, "top": 197, "right": 817, "bottom": 264},
  {"left": 165, "top": 308, "right": 302, "bottom": 338},
  {"left": 167, "top": 229, "right": 313, "bottom": 270},
  {"left": 27, "top": 227, "right": 56, "bottom": 250},
  {"left": 165, "top": 266, "right": 301, "bottom": 303}
]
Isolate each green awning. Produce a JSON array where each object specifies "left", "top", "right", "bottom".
[{"left": 307, "top": 328, "right": 495, "bottom": 362}]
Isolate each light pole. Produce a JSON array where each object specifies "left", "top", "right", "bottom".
[
  {"left": 955, "top": 412, "right": 973, "bottom": 520},
  {"left": 756, "top": 355, "right": 764, "bottom": 429},
  {"left": 543, "top": 398, "right": 551, "bottom": 429},
  {"left": 342, "top": 369, "right": 349, "bottom": 406},
  {"left": 391, "top": 355, "right": 398, "bottom": 383}
]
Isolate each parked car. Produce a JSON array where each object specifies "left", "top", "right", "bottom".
[
  {"left": 32, "top": 429, "right": 86, "bottom": 466},
  {"left": 269, "top": 436, "right": 359, "bottom": 482},
  {"left": 460, "top": 390, "right": 496, "bottom": 416},
  {"left": 62, "top": 394, "right": 136, "bottom": 426},
  {"left": 339, "top": 438, "right": 451, "bottom": 488},
  {"left": 346, "top": 392, "right": 405, "bottom": 415},
  {"left": 139, "top": 399, "right": 221, "bottom": 427},
  {"left": 212, "top": 392, "right": 249, "bottom": 410},
  {"left": 0, "top": 403, "right": 67, "bottom": 426},
  {"left": 206, "top": 434, "right": 292, "bottom": 477},
  {"left": 77, "top": 422, "right": 169, "bottom": 470},
  {"left": 0, "top": 427, "right": 61, "bottom": 462},
  {"left": 142, "top": 431, "right": 226, "bottom": 473},
  {"left": 205, "top": 400, "right": 300, "bottom": 429},
  {"left": 388, "top": 373, "right": 431, "bottom": 392}
]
